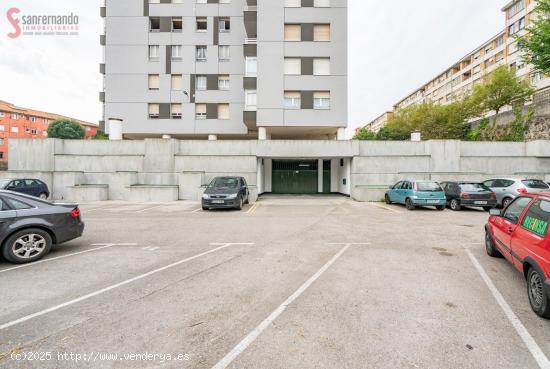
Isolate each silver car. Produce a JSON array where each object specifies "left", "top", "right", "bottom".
[{"left": 482, "top": 178, "right": 550, "bottom": 208}]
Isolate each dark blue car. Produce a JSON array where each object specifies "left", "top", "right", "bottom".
[{"left": 0, "top": 179, "right": 50, "bottom": 199}]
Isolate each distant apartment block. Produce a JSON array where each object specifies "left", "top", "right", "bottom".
[
  {"left": 364, "top": 0, "right": 549, "bottom": 132},
  {"left": 0, "top": 100, "right": 98, "bottom": 162},
  {"left": 100, "top": 0, "right": 348, "bottom": 140}
]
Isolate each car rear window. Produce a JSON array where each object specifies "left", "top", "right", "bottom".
[
  {"left": 416, "top": 182, "right": 443, "bottom": 192},
  {"left": 521, "top": 200, "right": 550, "bottom": 237},
  {"left": 522, "top": 180, "right": 550, "bottom": 189},
  {"left": 460, "top": 183, "right": 490, "bottom": 192}
]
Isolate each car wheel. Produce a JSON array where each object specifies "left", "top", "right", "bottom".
[
  {"left": 2, "top": 229, "right": 53, "bottom": 264},
  {"left": 405, "top": 198, "right": 415, "bottom": 211},
  {"left": 39, "top": 192, "right": 48, "bottom": 200},
  {"left": 435, "top": 205, "right": 445, "bottom": 211},
  {"left": 245, "top": 195, "right": 250, "bottom": 205},
  {"left": 502, "top": 197, "right": 513, "bottom": 209},
  {"left": 483, "top": 207, "right": 493, "bottom": 212},
  {"left": 450, "top": 199, "right": 461, "bottom": 211},
  {"left": 385, "top": 195, "right": 391, "bottom": 204},
  {"left": 236, "top": 196, "right": 243, "bottom": 210},
  {"left": 527, "top": 268, "right": 550, "bottom": 319},
  {"left": 485, "top": 230, "right": 501, "bottom": 258}
]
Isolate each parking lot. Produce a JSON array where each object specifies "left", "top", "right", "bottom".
[{"left": 0, "top": 195, "right": 549, "bottom": 369}]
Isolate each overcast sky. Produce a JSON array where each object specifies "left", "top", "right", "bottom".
[{"left": 0, "top": 0, "right": 506, "bottom": 137}]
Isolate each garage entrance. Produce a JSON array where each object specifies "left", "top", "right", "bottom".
[{"left": 272, "top": 160, "right": 320, "bottom": 194}]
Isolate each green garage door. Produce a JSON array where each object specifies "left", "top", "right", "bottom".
[{"left": 272, "top": 160, "right": 319, "bottom": 194}]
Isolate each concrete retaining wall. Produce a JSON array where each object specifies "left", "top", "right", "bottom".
[{"left": 6, "top": 138, "right": 550, "bottom": 202}]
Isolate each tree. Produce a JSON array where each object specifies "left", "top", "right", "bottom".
[
  {"left": 517, "top": 0, "right": 550, "bottom": 75},
  {"left": 46, "top": 119, "right": 85, "bottom": 139},
  {"left": 472, "top": 66, "right": 534, "bottom": 117},
  {"left": 353, "top": 127, "right": 377, "bottom": 140},
  {"left": 92, "top": 131, "right": 109, "bottom": 140}
]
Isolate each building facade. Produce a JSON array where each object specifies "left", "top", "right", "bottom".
[
  {"left": 364, "top": 0, "right": 549, "bottom": 131},
  {"left": 0, "top": 101, "right": 97, "bottom": 162},
  {"left": 101, "top": 0, "right": 348, "bottom": 140}
]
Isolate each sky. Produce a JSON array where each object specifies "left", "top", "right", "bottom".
[{"left": 0, "top": 0, "right": 506, "bottom": 137}]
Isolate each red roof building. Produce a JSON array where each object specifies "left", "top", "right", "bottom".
[{"left": 0, "top": 100, "right": 98, "bottom": 162}]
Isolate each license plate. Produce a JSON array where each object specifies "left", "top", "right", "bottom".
[
  {"left": 475, "top": 201, "right": 488, "bottom": 205},
  {"left": 427, "top": 200, "right": 440, "bottom": 204},
  {"left": 212, "top": 200, "right": 225, "bottom": 204}
]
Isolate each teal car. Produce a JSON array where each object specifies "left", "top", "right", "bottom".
[{"left": 385, "top": 180, "right": 446, "bottom": 211}]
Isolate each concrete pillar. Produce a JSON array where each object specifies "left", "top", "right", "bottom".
[
  {"left": 108, "top": 118, "right": 123, "bottom": 140},
  {"left": 208, "top": 135, "right": 218, "bottom": 141},
  {"left": 337, "top": 128, "right": 346, "bottom": 141},
  {"left": 318, "top": 159, "right": 323, "bottom": 193},
  {"left": 258, "top": 127, "right": 267, "bottom": 140},
  {"left": 256, "top": 158, "right": 264, "bottom": 195}
]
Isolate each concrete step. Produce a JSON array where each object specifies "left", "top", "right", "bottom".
[
  {"left": 65, "top": 185, "right": 109, "bottom": 202},
  {"left": 126, "top": 185, "right": 179, "bottom": 202}
]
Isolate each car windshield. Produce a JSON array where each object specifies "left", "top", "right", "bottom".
[
  {"left": 522, "top": 180, "right": 549, "bottom": 189},
  {"left": 460, "top": 183, "right": 490, "bottom": 192},
  {"left": 209, "top": 178, "right": 239, "bottom": 189},
  {"left": 0, "top": 179, "right": 11, "bottom": 188},
  {"left": 416, "top": 182, "right": 442, "bottom": 192}
]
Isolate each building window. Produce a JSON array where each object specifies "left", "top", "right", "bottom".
[
  {"left": 508, "top": 17, "right": 525, "bottom": 36},
  {"left": 196, "top": 46, "right": 207, "bottom": 61},
  {"left": 284, "top": 24, "right": 301, "bottom": 41},
  {"left": 313, "top": 58, "right": 330, "bottom": 75},
  {"left": 150, "top": 17, "right": 160, "bottom": 32},
  {"left": 11, "top": 126, "right": 18, "bottom": 133},
  {"left": 11, "top": 113, "right": 18, "bottom": 120},
  {"left": 218, "top": 104, "right": 230, "bottom": 120},
  {"left": 172, "top": 17, "right": 183, "bottom": 32},
  {"left": 218, "top": 75, "right": 230, "bottom": 90},
  {"left": 508, "top": 1, "right": 525, "bottom": 19},
  {"left": 0, "top": 152, "right": 3, "bottom": 160},
  {"left": 314, "top": 24, "right": 330, "bottom": 41},
  {"left": 0, "top": 125, "right": 4, "bottom": 131},
  {"left": 196, "top": 17, "right": 207, "bottom": 31},
  {"left": 171, "top": 104, "right": 182, "bottom": 119},
  {"left": 171, "top": 45, "right": 183, "bottom": 60},
  {"left": 284, "top": 91, "right": 301, "bottom": 109},
  {"left": 245, "top": 90, "right": 257, "bottom": 111},
  {"left": 171, "top": 75, "right": 183, "bottom": 91},
  {"left": 31, "top": 128, "right": 37, "bottom": 135},
  {"left": 149, "top": 45, "right": 160, "bottom": 61},
  {"left": 285, "top": 0, "right": 301, "bottom": 7},
  {"left": 245, "top": 57, "right": 257, "bottom": 77},
  {"left": 314, "top": 0, "right": 330, "bottom": 7},
  {"left": 284, "top": 58, "right": 301, "bottom": 75},
  {"left": 44, "top": 118, "right": 49, "bottom": 124},
  {"left": 30, "top": 116, "right": 37, "bottom": 122},
  {"left": 196, "top": 75, "right": 207, "bottom": 91},
  {"left": 314, "top": 91, "right": 331, "bottom": 110},
  {"left": 219, "top": 18, "right": 230, "bottom": 32},
  {"left": 219, "top": 45, "right": 230, "bottom": 61},
  {"left": 196, "top": 104, "right": 207, "bottom": 119},
  {"left": 148, "top": 103, "right": 160, "bottom": 119},
  {"left": 148, "top": 74, "right": 160, "bottom": 90}
]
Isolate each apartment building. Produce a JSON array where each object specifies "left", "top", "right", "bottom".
[
  {"left": 364, "top": 0, "right": 549, "bottom": 132},
  {"left": 100, "top": 0, "right": 348, "bottom": 140},
  {"left": 0, "top": 100, "right": 98, "bottom": 162}
]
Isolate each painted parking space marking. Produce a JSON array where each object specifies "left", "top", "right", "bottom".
[
  {"left": 192, "top": 207, "right": 203, "bottom": 213},
  {"left": 0, "top": 243, "right": 137, "bottom": 274},
  {"left": 246, "top": 203, "right": 260, "bottom": 214},
  {"left": 466, "top": 249, "right": 550, "bottom": 369},
  {"left": 368, "top": 203, "right": 404, "bottom": 214},
  {"left": 0, "top": 243, "right": 254, "bottom": 331},
  {"left": 141, "top": 246, "right": 161, "bottom": 251},
  {"left": 210, "top": 243, "right": 361, "bottom": 369},
  {"left": 135, "top": 203, "right": 171, "bottom": 213}
]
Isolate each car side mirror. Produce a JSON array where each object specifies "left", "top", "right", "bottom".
[{"left": 489, "top": 209, "right": 501, "bottom": 216}]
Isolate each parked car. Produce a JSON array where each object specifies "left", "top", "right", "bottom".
[
  {"left": 0, "top": 190, "right": 84, "bottom": 264},
  {"left": 483, "top": 178, "right": 550, "bottom": 209},
  {"left": 0, "top": 179, "right": 50, "bottom": 199},
  {"left": 385, "top": 180, "right": 446, "bottom": 211},
  {"left": 440, "top": 182, "right": 497, "bottom": 211},
  {"left": 485, "top": 193, "right": 550, "bottom": 318},
  {"left": 202, "top": 176, "right": 250, "bottom": 211}
]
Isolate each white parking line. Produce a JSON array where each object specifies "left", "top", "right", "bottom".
[
  {"left": 135, "top": 204, "right": 170, "bottom": 213},
  {"left": 192, "top": 207, "right": 203, "bottom": 213},
  {"left": 368, "top": 203, "right": 403, "bottom": 214},
  {"left": 0, "top": 243, "right": 254, "bottom": 331},
  {"left": 0, "top": 243, "right": 137, "bottom": 274},
  {"left": 246, "top": 203, "right": 260, "bottom": 214},
  {"left": 211, "top": 243, "right": 356, "bottom": 369},
  {"left": 466, "top": 249, "right": 550, "bottom": 369}
]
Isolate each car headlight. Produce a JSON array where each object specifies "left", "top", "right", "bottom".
[
  {"left": 227, "top": 193, "right": 238, "bottom": 199},
  {"left": 202, "top": 194, "right": 210, "bottom": 200}
]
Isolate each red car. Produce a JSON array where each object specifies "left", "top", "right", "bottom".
[{"left": 485, "top": 193, "right": 550, "bottom": 318}]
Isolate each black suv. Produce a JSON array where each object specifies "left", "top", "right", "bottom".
[{"left": 0, "top": 179, "right": 50, "bottom": 199}]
